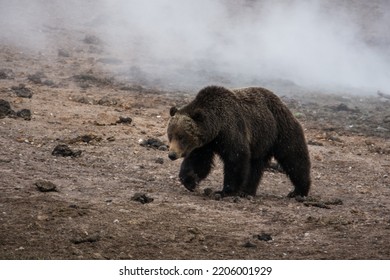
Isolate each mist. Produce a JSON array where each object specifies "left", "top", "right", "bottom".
[{"left": 1, "top": 0, "right": 389, "bottom": 93}]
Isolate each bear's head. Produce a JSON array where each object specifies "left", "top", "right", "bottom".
[{"left": 167, "top": 106, "right": 205, "bottom": 160}]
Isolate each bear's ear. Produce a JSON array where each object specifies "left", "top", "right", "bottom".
[
  {"left": 192, "top": 109, "right": 205, "bottom": 122},
  {"left": 170, "top": 106, "right": 178, "bottom": 116}
]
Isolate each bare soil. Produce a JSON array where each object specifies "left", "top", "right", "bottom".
[{"left": 1, "top": 34, "right": 390, "bottom": 260}]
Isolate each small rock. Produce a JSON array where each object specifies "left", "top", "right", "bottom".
[
  {"left": 27, "top": 72, "right": 46, "bottom": 84},
  {"left": 139, "top": 138, "right": 166, "bottom": 150},
  {"left": 69, "top": 134, "right": 102, "bottom": 144},
  {"left": 155, "top": 157, "right": 164, "bottom": 164},
  {"left": 255, "top": 233, "right": 273, "bottom": 242},
  {"left": 324, "top": 198, "right": 343, "bottom": 205},
  {"left": 11, "top": 84, "right": 33, "bottom": 98},
  {"left": 71, "top": 233, "right": 100, "bottom": 244},
  {"left": 304, "top": 201, "right": 331, "bottom": 209},
  {"left": 58, "top": 49, "right": 70, "bottom": 57},
  {"left": 116, "top": 116, "right": 132, "bottom": 124},
  {"left": 0, "top": 99, "right": 13, "bottom": 118},
  {"left": 333, "top": 103, "right": 358, "bottom": 112},
  {"left": 16, "top": 109, "right": 32, "bottom": 120},
  {"left": 92, "top": 253, "right": 105, "bottom": 260},
  {"left": 328, "top": 135, "right": 342, "bottom": 142},
  {"left": 335, "top": 103, "right": 349, "bottom": 111},
  {"left": 243, "top": 241, "right": 257, "bottom": 248},
  {"left": 70, "top": 95, "right": 95, "bottom": 105},
  {"left": 203, "top": 188, "right": 213, "bottom": 197},
  {"left": 0, "top": 68, "right": 14, "bottom": 79},
  {"left": 131, "top": 193, "right": 154, "bottom": 204},
  {"left": 158, "top": 145, "right": 168, "bottom": 151},
  {"left": 97, "top": 96, "right": 118, "bottom": 106},
  {"left": 52, "top": 144, "right": 82, "bottom": 157},
  {"left": 42, "top": 80, "right": 56, "bottom": 87},
  {"left": 35, "top": 180, "right": 57, "bottom": 192},
  {"left": 295, "top": 195, "right": 306, "bottom": 203},
  {"left": 83, "top": 34, "right": 102, "bottom": 45}
]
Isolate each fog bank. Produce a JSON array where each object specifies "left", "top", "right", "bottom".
[{"left": 1, "top": 0, "right": 389, "bottom": 92}]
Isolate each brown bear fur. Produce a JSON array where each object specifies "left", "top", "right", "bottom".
[{"left": 167, "top": 85, "right": 311, "bottom": 197}]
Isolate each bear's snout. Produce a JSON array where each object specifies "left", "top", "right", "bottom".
[{"left": 168, "top": 151, "right": 179, "bottom": 161}]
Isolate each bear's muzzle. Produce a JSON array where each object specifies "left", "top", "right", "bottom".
[{"left": 168, "top": 151, "right": 179, "bottom": 161}]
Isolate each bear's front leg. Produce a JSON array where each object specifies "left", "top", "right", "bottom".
[
  {"left": 221, "top": 155, "right": 250, "bottom": 196},
  {"left": 179, "top": 146, "right": 214, "bottom": 192}
]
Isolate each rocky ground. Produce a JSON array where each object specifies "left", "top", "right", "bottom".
[{"left": 1, "top": 11, "right": 390, "bottom": 259}]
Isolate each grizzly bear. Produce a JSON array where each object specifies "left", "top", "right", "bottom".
[{"left": 167, "top": 85, "right": 311, "bottom": 197}]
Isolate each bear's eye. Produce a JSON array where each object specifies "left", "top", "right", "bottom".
[{"left": 177, "top": 134, "right": 185, "bottom": 141}]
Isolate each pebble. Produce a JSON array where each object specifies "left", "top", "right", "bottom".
[
  {"left": 52, "top": 144, "right": 82, "bottom": 157},
  {"left": 131, "top": 193, "right": 154, "bottom": 204},
  {"left": 35, "top": 180, "right": 57, "bottom": 192}
]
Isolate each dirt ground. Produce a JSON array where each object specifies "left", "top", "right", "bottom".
[{"left": 1, "top": 23, "right": 390, "bottom": 260}]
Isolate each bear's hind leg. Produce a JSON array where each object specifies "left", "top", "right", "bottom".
[
  {"left": 242, "top": 156, "right": 271, "bottom": 196},
  {"left": 179, "top": 145, "right": 214, "bottom": 191},
  {"left": 274, "top": 146, "right": 311, "bottom": 197},
  {"left": 242, "top": 158, "right": 268, "bottom": 196}
]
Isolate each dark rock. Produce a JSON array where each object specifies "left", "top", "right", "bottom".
[
  {"left": 11, "top": 84, "right": 33, "bottom": 98},
  {"left": 97, "top": 96, "right": 118, "bottom": 106},
  {"left": 139, "top": 138, "right": 166, "bottom": 150},
  {"left": 0, "top": 68, "right": 14, "bottom": 79},
  {"left": 255, "top": 233, "right": 273, "bottom": 242},
  {"left": 158, "top": 145, "right": 168, "bottom": 151},
  {"left": 83, "top": 35, "right": 102, "bottom": 45},
  {"left": 155, "top": 157, "right": 164, "bottom": 164},
  {"left": 295, "top": 195, "right": 306, "bottom": 203},
  {"left": 16, "top": 109, "right": 32, "bottom": 120},
  {"left": 78, "top": 134, "right": 100, "bottom": 143},
  {"left": 27, "top": 72, "right": 46, "bottom": 84},
  {"left": 52, "top": 144, "right": 82, "bottom": 157},
  {"left": 42, "top": 80, "right": 56, "bottom": 87},
  {"left": 243, "top": 241, "right": 257, "bottom": 248},
  {"left": 58, "top": 49, "right": 70, "bottom": 57},
  {"left": 131, "top": 193, "right": 154, "bottom": 204},
  {"left": 324, "top": 198, "right": 343, "bottom": 205},
  {"left": 116, "top": 116, "right": 132, "bottom": 124},
  {"left": 203, "top": 188, "right": 213, "bottom": 197},
  {"left": 73, "top": 74, "right": 114, "bottom": 87},
  {"left": 35, "top": 180, "right": 57, "bottom": 192},
  {"left": 303, "top": 201, "right": 331, "bottom": 209},
  {"left": 69, "top": 134, "right": 102, "bottom": 144},
  {"left": 333, "top": 103, "right": 359, "bottom": 112},
  {"left": 0, "top": 99, "right": 13, "bottom": 118}
]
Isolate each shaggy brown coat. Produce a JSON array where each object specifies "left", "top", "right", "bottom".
[{"left": 167, "top": 85, "right": 311, "bottom": 197}]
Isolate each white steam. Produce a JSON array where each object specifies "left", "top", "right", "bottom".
[{"left": 1, "top": 0, "right": 389, "bottom": 92}]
